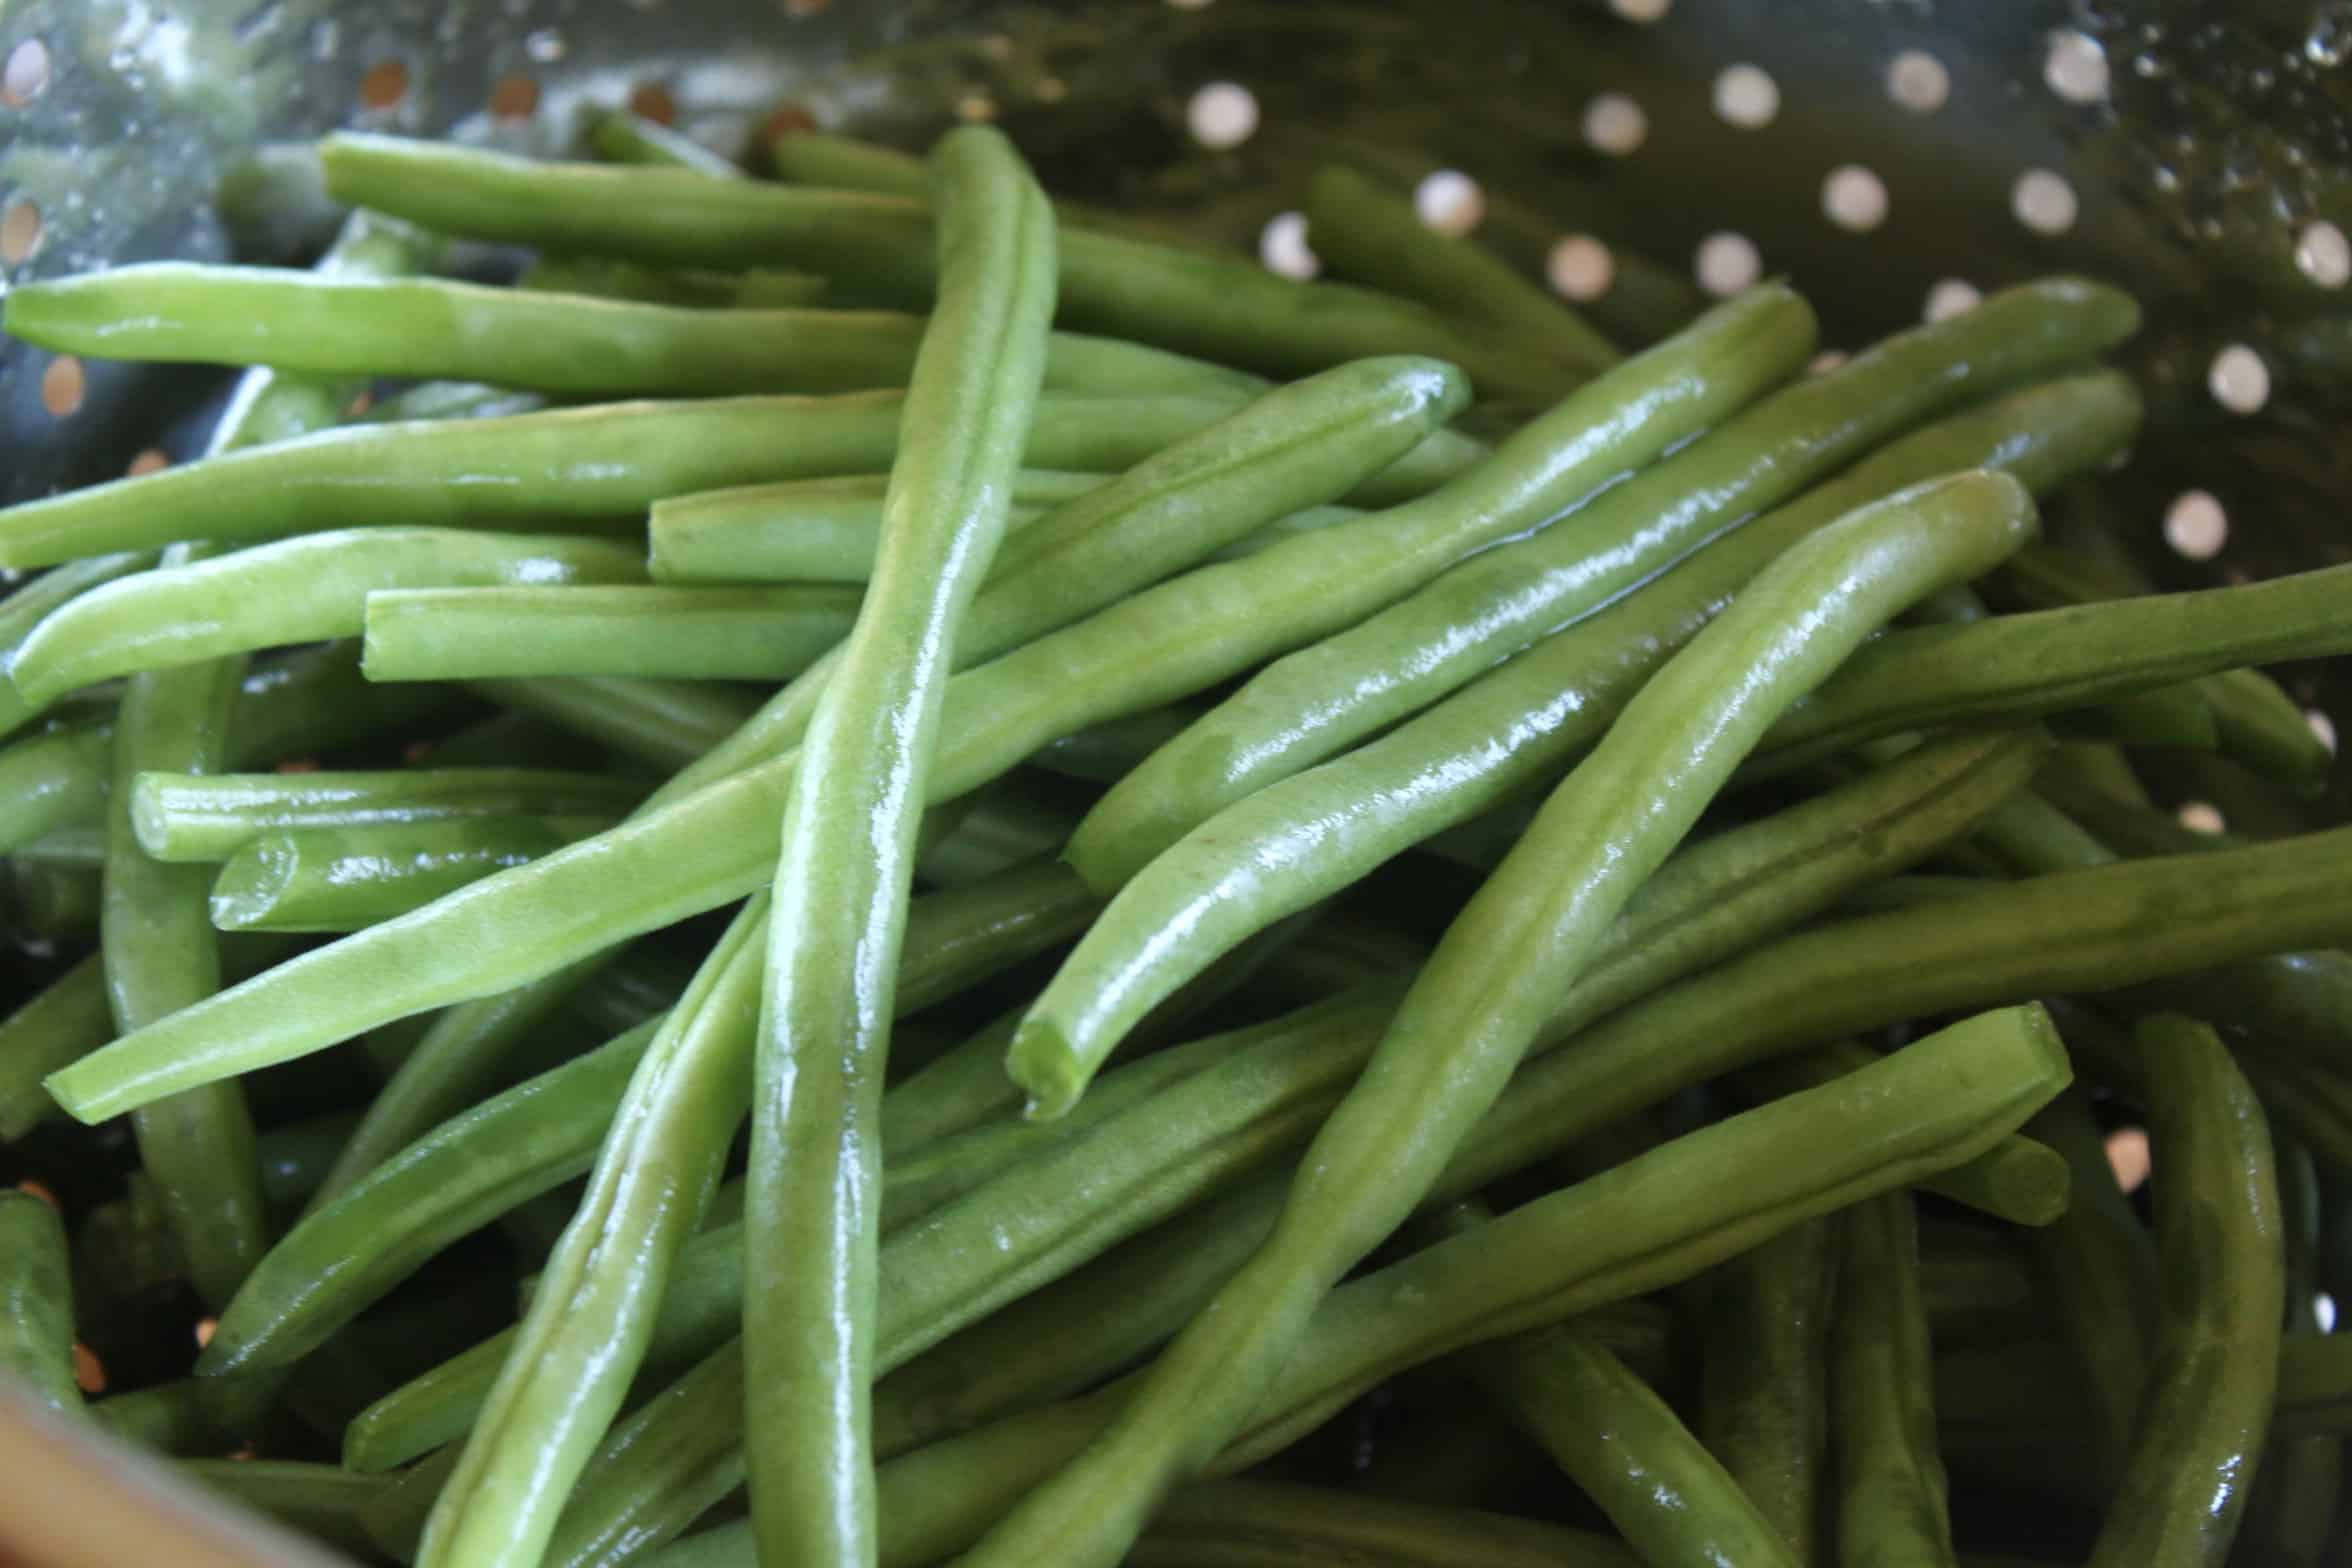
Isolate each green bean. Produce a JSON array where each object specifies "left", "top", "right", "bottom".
[
  {"left": 1011, "top": 373, "right": 2116, "bottom": 1100},
  {"left": 10, "top": 530, "right": 645, "bottom": 707},
  {"left": 2241, "top": 1132, "right": 2342, "bottom": 1567},
  {"left": 589, "top": 109, "right": 745, "bottom": 177},
  {"left": 742, "top": 125, "right": 1058, "bottom": 1568},
  {"left": 360, "top": 583, "right": 862, "bottom": 683},
  {"left": 1472, "top": 1318, "right": 1801, "bottom": 1568},
  {"left": 1125, "top": 1479, "right": 1643, "bottom": 1568},
  {"left": 655, "top": 348, "right": 1481, "bottom": 807},
  {"left": 0, "top": 390, "right": 1244, "bottom": 569},
  {"left": 211, "top": 815, "right": 614, "bottom": 932},
  {"left": 1830, "top": 1193, "right": 1958, "bottom": 1567},
  {"left": 181, "top": 1459, "right": 390, "bottom": 1559},
  {"left": 2277, "top": 1332, "right": 2352, "bottom": 1433},
  {"left": 0, "top": 553, "right": 156, "bottom": 741},
  {"left": 546, "top": 1003, "right": 2066, "bottom": 1568},
  {"left": 0, "top": 1191, "right": 78, "bottom": 1417},
  {"left": 516, "top": 255, "right": 830, "bottom": 311},
  {"left": 2089, "top": 1015, "right": 2284, "bottom": 1568},
  {"left": 1068, "top": 277, "right": 2138, "bottom": 887},
  {"left": 1304, "top": 164, "right": 1621, "bottom": 375},
  {"left": 460, "top": 677, "right": 758, "bottom": 775},
  {"left": 4, "top": 264, "right": 1263, "bottom": 400},
  {"left": 1017, "top": 374, "right": 2127, "bottom": 1098},
  {"left": 253, "top": 1112, "right": 362, "bottom": 1214},
  {"left": 420, "top": 896, "right": 768, "bottom": 1568},
  {"left": 1696, "top": 1218, "right": 1836, "bottom": 1564},
  {"left": 320, "top": 132, "right": 1579, "bottom": 400},
  {"left": 0, "top": 724, "right": 111, "bottom": 854},
  {"left": 973, "top": 473, "right": 2038, "bottom": 1564},
  {"left": 1738, "top": 1042, "right": 2073, "bottom": 1226},
  {"left": 0, "top": 954, "right": 109, "bottom": 1140},
  {"left": 130, "top": 766, "right": 645, "bottom": 864},
  {"left": 648, "top": 471, "right": 1098, "bottom": 584}
]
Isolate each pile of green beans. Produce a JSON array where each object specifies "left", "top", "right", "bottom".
[{"left": 2, "top": 99, "right": 2349, "bottom": 1568}]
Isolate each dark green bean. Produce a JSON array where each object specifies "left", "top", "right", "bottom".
[
  {"left": 1473, "top": 1316, "right": 1800, "bottom": 1568},
  {"left": 0, "top": 954, "right": 109, "bottom": 1141},
  {"left": 2089, "top": 1015, "right": 2284, "bottom": 1568},
  {"left": 10, "top": 530, "right": 645, "bottom": 706},
  {"left": 1125, "top": 1479, "right": 1642, "bottom": 1568},
  {"left": 647, "top": 470, "right": 1095, "bottom": 584},
  {"left": 254, "top": 1112, "right": 362, "bottom": 1214},
  {"left": 181, "top": 1459, "right": 390, "bottom": 1559},
  {"left": 1015, "top": 374, "right": 2136, "bottom": 1077},
  {"left": 1303, "top": 163, "right": 1621, "bottom": 375},
  {"left": 1830, "top": 1193, "right": 1958, "bottom": 1567},
  {"left": 226, "top": 641, "right": 467, "bottom": 772},
  {"left": 2240, "top": 1131, "right": 2341, "bottom": 1567},
  {"left": 4, "top": 263, "right": 1263, "bottom": 399},
  {"left": 130, "top": 766, "right": 645, "bottom": 864},
  {"left": 1068, "top": 277, "right": 2138, "bottom": 887},
  {"left": 460, "top": 676, "right": 761, "bottom": 775},
  {"left": 0, "top": 1191, "right": 79, "bottom": 1416},
  {"left": 0, "top": 724, "right": 111, "bottom": 853},
  {"left": 0, "top": 390, "right": 1245, "bottom": 568},
  {"left": 210, "top": 815, "right": 614, "bottom": 932},
  {"left": 319, "top": 132, "right": 1582, "bottom": 400},
  {"left": 360, "top": 583, "right": 863, "bottom": 682},
  {"left": 1695, "top": 1219, "right": 1836, "bottom": 1564}
]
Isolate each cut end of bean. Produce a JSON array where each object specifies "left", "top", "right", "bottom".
[
  {"left": 1007, "top": 1020, "right": 1086, "bottom": 1122},
  {"left": 207, "top": 841, "right": 297, "bottom": 931}
]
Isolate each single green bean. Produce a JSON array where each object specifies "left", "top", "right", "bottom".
[
  {"left": 1830, "top": 1193, "right": 1958, "bottom": 1567},
  {"left": 2089, "top": 1015, "right": 2284, "bottom": 1568},
  {"left": 0, "top": 1191, "right": 78, "bottom": 1416},
  {"left": 1069, "top": 277, "right": 2138, "bottom": 887},
  {"left": 589, "top": 109, "right": 745, "bottom": 177},
  {"left": 4, "top": 264, "right": 1263, "bottom": 400},
  {"left": 1017, "top": 376, "right": 2125, "bottom": 1098},
  {"left": 10, "top": 530, "right": 645, "bottom": 706},
  {"left": 1471, "top": 1318, "right": 1801, "bottom": 1568},
  {"left": 1696, "top": 1218, "right": 1836, "bottom": 1564},
  {"left": 131, "top": 766, "right": 645, "bottom": 863},
  {"left": 648, "top": 471, "right": 1093, "bottom": 584},
  {"left": 1738, "top": 1041, "right": 2073, "bottom": 1226},
  {"left": 0, "top": 390, "right": 1245, "bottom": 569},
  {"left": 972, "top": 474, "right": 2038, "bottom": 1566},
  {"left": 0, "top": 553, "right": 156, "bottom": 741},
  {"left": 319, "top": 132, "right": 1579, "bottom": 400},
  {"left": 516, "top": 255, "right": 829, "bottom": 310},
  {"left": 550, "top": 1004, "right": 2070, "bottom": 1568},
  {"left": 0, "top": 724, "right": 112, "bottom": 855},
  {"left": 0, "top": 954, "right": 109, "bottom": 1140},
  {"left": 181, "top": 1459, "right": 391, "bottom": 1559},
  {"left": 254, "top": 1112, "right": 362, "bottom": 1213},
  {"left": 2240, "top": 1130, "right": 2342, "bottom": 1567},
  {"left": 210, "top": 814, "right": 613, "bottom": 932},
  {"left": 1304, "top": 164, "right": 1621, "bottom": 375},
  {"left": 744, "top": 127, "right": 1057, "bottom": 1567},
  {"left": 360, "top": 583, "right": 862, "bottom": 683},
  {"left": 420, "top": 897, "right": 769, "bottom": 1568}
]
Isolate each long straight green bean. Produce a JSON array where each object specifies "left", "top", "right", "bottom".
[
  {"left": 1126, "top": 1479, "right": 1641, "bottom": 1568},
  {"left": 359, "top": 584, "right": 863, "bottom": 682},
  {"left": 2, "top": 264, "right": 1262, "bottom": 400},
  {"left": 971, "top": 475, "right": 2040, "bottom": 1566},
  {"left": 317, "top": 131, "right": 1582, "bottom": 400},
  {"left": 744, "top": 125, "right": 1058, "bottom": 1566},
  {"left": 210, "top": 815, "right": 614, "bottom": 932},
  {"left": 1068, "top": 277, "right": 2138, "bottom": 886},
  {"left": 1830, "top": 1193, "right": 1959, "bottom": 1568},
  {"left": 130, "top": 767, "right": 645, "bottom": 863},
  {"left": 0, "top": 390, "right": 1245, "bottom": 568},
  {"left": 0, "top": 954, "right": 109, "bottom": 1141},
  {"left": 1696, "top": 1218, "right": 1836, "bottom": 1564},
  {"left": 11, "top": 530, "right": 646, "bottom": 706},
  {"left": 1017, "top": 376, "right": 2132, "bottom": 1088}
]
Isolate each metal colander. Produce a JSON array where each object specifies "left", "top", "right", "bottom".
[{"left": 3, "top": 0, "right": 2351, "bottom": 1556}]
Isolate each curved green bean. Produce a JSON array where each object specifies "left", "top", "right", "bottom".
[
  {"left": 3, "top": 263, "right": 1262, "bottom": 399},
  {"left": 1696, "top": 1218, "right": 1836, "bottom": 1563},
  {"left": 0, "top": 390, "right": 1245, "bottom": 569},
  {"left": 1069, "top": 277, "right": 2138, "bottom": 887},
  {"left": 1016, "top": 374, "right": 2131, "bottom": 1095},
  {"left": 318, "top": 132, "right": 1582, "bottom": 400},
  {"left": 0, "top": 554, "right": 154, "bottom": 742},
  {"left": 360, "top": 583, "right": 862, "bottom": 682},
  {"left": 1830, "top": 1193, "right": 1958, "bottom": 1567},
  {"left": 0, "top": 1191, "right": 78, "bottom": 1416},
  {"left": 11, "top": 530, "right": 645, "bottom": 706},
  {"left": 0, "top": 724, "right": 112, "bottom": 854},
  {"left": 210, "top": 814, "right": 613, "bottom": 932},
  {"left": 1304, "top": 164, "right": 1621, "bottom": 375},
  {"left": 131, "top": 766, "right": 645, "bottom": 863},
  {"left": 2089, "top": 1015, "right": 2284, "bottom": 1568},
  {"left": 648, "top": 471, "right": 1096, "bottom": 584},
  {"left": 972, "top": 475, "right": 2039, "bottom": 1566},
  {"left": 1473, "top": 1318, "right": 1801, "bottom": 1568},
  {"left": 0, "top": 954, "right": 109, "bottom": 1141}
]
